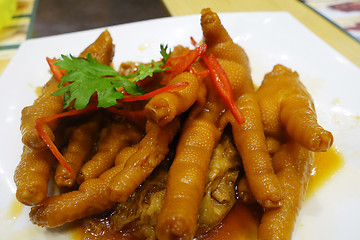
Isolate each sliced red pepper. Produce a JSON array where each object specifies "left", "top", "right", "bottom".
[
  {"left": 161, "top": 43, "right": 207, "bottom": 84},
  {"left": 35, "top": 104, "right": 99, "bottom": 173},
  {"left": 163, "top": 55, "right": 184, "bottom": 69},
  {"left": 120, "top": 82, "right": 189, "bottom": 102},
  {"left": 188, "top": 66, "right": 209, "bottom": 77},
  {"left": 106, "top": 107, "right": 146, "bottom": 118},
  {"left": 136, "top": 75, "right": 156, "bottom": 87},
  {"left": 190, "top": 36, "right": 199, "bottom": 47},
  {"left": 46, "top": 57, "right": 67, "bottom": 82},
  {"left": 202, "top": 54, "right": 245, "bottom": 125}
]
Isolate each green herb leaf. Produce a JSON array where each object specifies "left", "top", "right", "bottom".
[
  {"left": 51, "top": 44, "right": 170, "bottom": 110},
  {"left": 160, "top": 44, "right": 171, "bottom": 65},
  {"left": 51, "top": 54, "right": 139, "bottom": 109},
  {"left": 130, "top": 61, "right": 166, "bottom": 83}
]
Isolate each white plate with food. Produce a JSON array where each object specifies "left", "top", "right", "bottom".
[{"left": 0, "top": 9, "right": 360, "bottom": 240}]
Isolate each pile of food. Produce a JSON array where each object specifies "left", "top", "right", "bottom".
[{"left": 14, "top": 8, "right": 333, "bottom": 240}]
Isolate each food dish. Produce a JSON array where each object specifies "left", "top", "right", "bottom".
[{"left": 0, "top": 11, "right": 360, "bottom": 240}]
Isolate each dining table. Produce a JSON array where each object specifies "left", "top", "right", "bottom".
[
  {"left": 162, "top": 0, "right": 360, "bottom": 68},
  {"left": 0, "top": 0, "right": 359, "bottom": 76}
]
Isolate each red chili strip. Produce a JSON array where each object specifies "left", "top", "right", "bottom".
[
  {"left": 202, "top": 54, "right": 245, "bottom": 125},
  {"left": 163, "top": 55, "right": 184, "bottom": 69},
  {"left": 190, "top": 36, "right": 198, "bottom": 47},
  {"left": 46, "top": 57, "right": 67, "bottom": 82},
  {"left": 188, "top": 66, "right": 209, "bottom": 77},
  {"left": 35, "top": 104, "right": 99, "bottom": 173},
  {"left": 136, "top": 75, "right": 156, "bottom": 87},
  {"left": 106, "top": 107, "right": 146, "bottom": 118},
  {"left": 161, "top": 43, "right": 207, "bottom": 84},
  {"left": 120, "top": 82, "right": 189, "bottom": 102}
]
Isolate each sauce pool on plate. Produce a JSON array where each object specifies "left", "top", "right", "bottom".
[{"left": 67, "top": 147, "right": 343, "bottom": 240}]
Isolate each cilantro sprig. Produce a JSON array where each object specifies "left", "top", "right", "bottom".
[{"left": 51, "top": 44, "right": 171, "bottom": 110}]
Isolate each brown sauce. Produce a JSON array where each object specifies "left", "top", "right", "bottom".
[
  {"left": 306, "top": 146, "right": 344, "bottom": 199},
  {"left": 198, "top": 146, "right": 344, "bottom": 240},
  {"left": 196, "top": 202, "right": 262, "bottom": 240},
  {"left": 35, "top": 86, "right": 43, "bottom": 97},
  {"left": 8, "top": 198, "right": 24, "bottom": 219},
  {"left": 71, "top": 147, "right": 343, "bottom": 240}
]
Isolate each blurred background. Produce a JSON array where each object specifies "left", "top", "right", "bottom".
[
  {"left": 0, "top": 0, "right": 359, "bottom": 74},
  {"left": 32, "top": 0, "right": 360, "bottom": 40},
  {"left": 0, "top": 0, "right": 169, "bottom": 73},
  {"left": 34, "top": 0, "right": 169, "bottom": 37}
]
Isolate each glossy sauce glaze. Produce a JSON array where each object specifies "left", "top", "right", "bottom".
[
  {"left": 306, "top": 147, "right": 344, "bottom": 199},
  {"left": 196, "top": 202, "right": 262, "bottom": 240},
  {"left": 197, "top": 146, "right": 344, "bottom": 240},
  {"left": 70, "top": 147, "right": 343, "bottom": 240},
  {"left": 8, "top": 198, "right": 24, "bottom": 219}
]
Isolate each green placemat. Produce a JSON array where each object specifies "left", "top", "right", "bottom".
[{"left": 0, "top": 0, "right": 38, "bottom": 74}]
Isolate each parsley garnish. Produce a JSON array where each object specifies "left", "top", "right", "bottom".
[
  {"left": 51, "top": 44, "right": 171, "bottom": 110},
  {"left": 160, "top": 44, "right": 171, "bottom": 65}
]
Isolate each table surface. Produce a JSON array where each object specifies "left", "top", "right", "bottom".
[
  {"left": 0, "top": 0, "right": 359, "bottom": 75},
  {"left": 0, "top": 0, "right": 170, "bottom": 74},
  {"left": 162, "top": 0, "right": 360, "bottom": 68}
]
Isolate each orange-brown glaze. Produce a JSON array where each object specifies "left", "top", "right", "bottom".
[
  {"left": 230, "top": 92, "right": 282, "bottom": 208},
  {"left": 237, "top": 176, "right": 256, "bottom": 204},
  {"left": 156, "top": 8, "right": 279, "bottom": 239},
  {"left": 8, "top": 199, "right": 25, "bottom": 219},
  {"left": 20, "top": 30, "right": 114, "bottom": 149},
  {"left": 20, "top": 31, "right": 115, "bottom": 209},
  {"left": 233, "top": 148, "right": 343, "bottom": 240},
  {"left": 20, "top": 77, "right": 64, "bottom": 148},
  {"left": 266, "top": 136, "right": 281, "bottom": 156},
  {"left": 72, "top": 147, "right": 343, "bottom": 240},
  {"left": 145, "top": 72, "right": 199, "bottom": 126},
  {"left": 29, "top": 163, "right": 124, "bottom": 228},
  {"left": 14, "top": 146, "right": 55, "bottom": 206},
  {"left": 200, "top": 9, "right": 249, "bottom": 68},
  {"left": 257, "top": 64, "right": 333, "bottom": 152},
  {"left": 16, "top": 9, "right": 343, "bottom": 240},
  {"left": 202, "top": 8, "right": 282, "bottom": 208},
  {"left": 81, "top": 216, "right": 135, "bottom": 240},
  {"left": 306, "top": 147, "right": 344, "bottom": 198},
  {"left": 77, "top": 120, "right": 143, "bottom": 183},
  {"left": 258, "top": 141, "right": 314, "bottom": 240},
  {"left": 155, "top": 38, "right": 230, "bottom": 240},
  {"left": 155, "top": 62, "right": 225, "bottom": 240},
  {"left": 198, "top": 201, "right": 261, "bottom": 240},
  {"left": 27, "top": 29, "right": 136, "bottom": 228},
  {"left": 109, "top": 118, "right": 180, "bottom": 202},
  {"left": 78, "top": 29, "right": 114, "bottom": 65},
  {"left": 156, "top": 113, "right": 222, "bottom": 240},
  {"left": 237, "top": 145, "right": 341, "bottom": 206},
  {"left": 55, "top": 115, "right": 102, "bottom": 187}
]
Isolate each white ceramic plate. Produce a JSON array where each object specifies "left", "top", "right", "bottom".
[{"left": 1, "top": 12, "right": 359, "bottom": 240}]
